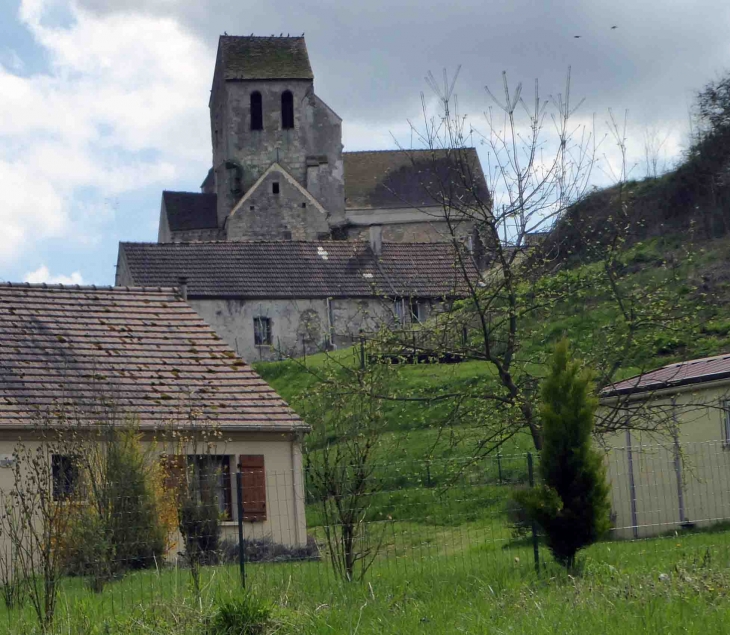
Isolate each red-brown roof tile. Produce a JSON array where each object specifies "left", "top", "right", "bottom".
[
  {"left": 117, "top": 240, "right": 479, "bottom": 298},
  {"left": 0, "top": 283, "right": 305, "bottom": 431}
]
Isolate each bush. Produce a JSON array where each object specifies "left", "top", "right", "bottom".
[
  {"left": 62, "top": 426, "right": 167, "bottom": 589},
  {"left": 104, "top": 429, "right": 167, "bottom": 571},
  {"left": 209, "top": 594, "right": 273, "bottom": 635},
  {"left": 514, "top": 339, "right": 611, "bottom": 569}
]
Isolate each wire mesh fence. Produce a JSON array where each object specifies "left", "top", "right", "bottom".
[{"left": 1, "top": 443, "right": 730, "bottom": 632}]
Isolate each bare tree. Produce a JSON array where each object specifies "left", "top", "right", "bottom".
[
  {"left": 362, "top": 70, "right": 700, "bottom": 455},
  {"left": 0, "top": 417, "right": 79, "bottom": 632},
  {"left": 304, "top": 348, "right": 394, "bottom": 581}
]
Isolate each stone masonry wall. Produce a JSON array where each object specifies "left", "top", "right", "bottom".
[
  {"left": 226, "top": 170, "right": 331, "bottom": 241},
  {"left": 212, "top": 78, "right": 344, "bottom": 227},
  {"left": 188, "top": 296, "right": 400, "bottom": 363}
]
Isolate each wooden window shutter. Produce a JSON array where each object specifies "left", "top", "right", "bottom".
[
  {"left": 161, "top": 454, "right": 187, "bottom": 493},
  {"left": 239, "top": 455, "right": 266, "bottom": 521}
]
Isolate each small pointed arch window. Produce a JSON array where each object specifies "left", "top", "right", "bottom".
[
  {"left": 250, "top": 91, "right": 263, "bottom": 131},
  {"left": 281, "top": 90, "right": 294, "bottom": 129}
]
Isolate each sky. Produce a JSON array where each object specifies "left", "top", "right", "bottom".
[{"left": 1, "top": 0, "right": 728, "bottom": 286}]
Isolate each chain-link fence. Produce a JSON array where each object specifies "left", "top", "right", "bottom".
[{"left": 1, "top": 444, "right": 730, "bottom": 632}]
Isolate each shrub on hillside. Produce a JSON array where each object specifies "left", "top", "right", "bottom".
[{"left": 514, "top": 339, "right": 611, "bottom": 569}]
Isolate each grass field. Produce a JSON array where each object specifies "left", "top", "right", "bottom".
[{"left": 3, "top": 524, "right": 730, "bottom": 634}]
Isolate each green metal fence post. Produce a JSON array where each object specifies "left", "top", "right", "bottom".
[
  {"left": 527, "top": 452, "right": 540, "bottom": 575},
  {"left": 236, "top": 470, "right": 246, "bottom": 589}
]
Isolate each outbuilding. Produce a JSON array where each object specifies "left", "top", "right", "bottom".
[{"left": 600, "top": 353, "right": 730, "bottom": 538}]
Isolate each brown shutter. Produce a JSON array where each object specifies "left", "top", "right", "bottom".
[{"left": 239, "top": 455, "right": 266, "bottom": 522}]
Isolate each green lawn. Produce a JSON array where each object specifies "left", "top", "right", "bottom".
[{"left": 4, "top": 518, "right": 730, "bottom": 634}]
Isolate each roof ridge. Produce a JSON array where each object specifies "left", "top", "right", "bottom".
[
  {"left": 220, "top": 35, "right": 305, "bottom": 40},
  {"left": 121, "top": 240, "right": 460, "bottom": 247},
  {"left": 163, "top": 190, "right": 216, "bottom": 196},
  {"left": 343, "top": 147, "right": 478, "bottom": 155},
  {"left": 0, "top": 282, "right": 180, "bottom": 294}
]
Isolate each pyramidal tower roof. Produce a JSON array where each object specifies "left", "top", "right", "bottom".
[{"left": 218, "top": 35, "right": 314, "bottom": 81}]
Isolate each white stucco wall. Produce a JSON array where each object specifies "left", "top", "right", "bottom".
[{"left": 0, "top": 428, "right": 308, "bottom": 579}]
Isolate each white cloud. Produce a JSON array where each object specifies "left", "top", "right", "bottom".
[
  {"left": 23, "top": 265, "right": 84, "bottom": 285},
  {"left": 0, "top": 0, "right": 211, "bottom": 264}
]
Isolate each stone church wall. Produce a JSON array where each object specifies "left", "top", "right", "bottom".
[
  {"left": 226, "top": 171, "right": 331, "bottom": 241},
  {"left": 212, "top": 79, "right": 344, "bottom": 227},
  {"left": 188, "top": 296, "right": 397, "bottom": 363},
  {"left": 346, "top": 220, "right": 474, "bottom": 243}
]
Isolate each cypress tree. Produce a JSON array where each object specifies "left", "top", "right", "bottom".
[{"left": 517, "top": 339, "right": 612, "bottom": 569}]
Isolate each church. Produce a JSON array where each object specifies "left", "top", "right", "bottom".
[{"left": 116, "top": 35, "right": 486, "bottom": 362}]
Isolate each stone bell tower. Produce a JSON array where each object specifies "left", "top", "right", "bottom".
[{"left": 208, "top": 35, "right": 345, "bottom": 238}]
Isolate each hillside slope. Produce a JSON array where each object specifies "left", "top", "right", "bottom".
[{"left": 255, "top": 235, "right": 730, "bottom": 464}]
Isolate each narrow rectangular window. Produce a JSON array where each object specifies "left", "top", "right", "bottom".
[
  {"left": 250, "top": 91, "right": 263, "bottom": 131},
  {"left": 393, "top": 299, "right": 405, "bottom": 324},
  {"left": 723, "top": 400, "right": 730, "bottom": 447},
  {"left": 281, "top": 90, "right": 294, "bottom": 129},
  {"left": 254, "top": 316, "right": 272, "bottom": 346},
  {"left": 52, "top": 454, "right": 79, "bottom": 501},
  {"left": 239, "top": 455, "right": 267, "bottom": 521},
  {"left": 272, "top": 182, "right": 280, "bottom": 195}
]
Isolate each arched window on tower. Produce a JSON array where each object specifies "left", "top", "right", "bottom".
[
  {"left": 281, "top": 90, "right": 294, "bottom": 130},
  {"left": 250, "top": 91, "right": 263, "bottom": 131}
]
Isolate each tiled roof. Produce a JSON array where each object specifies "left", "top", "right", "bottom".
[
  {"left": 163, "top": 191, "right": 218, "bottom": 232},
  {"left": 343, "top": 148, "right": 489, "bottom": 210},
  {"left": 118, "top": 241, "right": 478, "bottom": 299},
  {"left": 219, "top": 36, "right": 313, "bottom": 81},
  {"left": 201, "top": 168, "right": 214, "bottom": 191},
  {"left": 602, "top": 353, "right": 730, "bottom": 397},
  {"left": 0, "top": 284, "right": 304, "bottom": 430}
]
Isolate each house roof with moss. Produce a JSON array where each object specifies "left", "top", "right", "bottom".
[
  {"left": 218, "top": 36, "right": 313, "bottom": 81},
  {"left": 343, "top": 148, "right": 489, "bottom": 210},
  {"left": 0, "top": 283, "right": 305, "bottom": 431}
]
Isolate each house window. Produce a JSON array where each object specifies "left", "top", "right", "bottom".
[
  {"left": 281, "top": 90, "right": 294, "bottom": 129},
  {"left": 393, "top": 299, "right": 406, "bottom": 324},
  {"left": 250, "top": 91, "right": 263, "bottom": 130},
  {"left": 272, "top": 182, "right": 280, "bottom": 195},
  {"left": 409, "top": 299, "right": 427, "bottom": 323},
  {"left": 189, "top": 455, "right": 232, "bottom": 520},
  {"left": 723, "top": 400, "right": 730, "bottom": 446},
  {"left": 254, "top": 316, "right": 272, "bottom": 346},
  {"left": 52, "top": 454, "right": 79, "bottom": 501}
]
